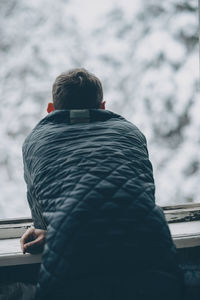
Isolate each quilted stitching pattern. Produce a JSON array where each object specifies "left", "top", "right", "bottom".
[{"left": 22, "top": 109, "right": 181, "bottom": 299}]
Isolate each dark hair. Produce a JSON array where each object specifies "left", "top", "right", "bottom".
[{"left": 52, "top": 68, "right": 103, "bottom": 110}]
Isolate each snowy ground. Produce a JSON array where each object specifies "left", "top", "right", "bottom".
[{"left": 0, "top": 0, "right": 199, "bottom": 218}]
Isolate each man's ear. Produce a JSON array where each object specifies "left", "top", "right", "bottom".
[
  {"left": 47, "top": 102, "right": 55, "bottom": 113},
  {"left": 100, "top": 101, "right": 106, "bottom": 110}
]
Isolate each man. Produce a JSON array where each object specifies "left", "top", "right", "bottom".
[{"left": 21, "top": 68, "right": 183, "bottom": 300}]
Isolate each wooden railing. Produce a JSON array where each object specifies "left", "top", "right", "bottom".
[{"left": 0, "top": 203, "right": 200, "bottom": 267}]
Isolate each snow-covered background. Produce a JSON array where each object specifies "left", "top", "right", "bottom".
[{"left": 0, "top": 0, "right": 199, "bottom": 218}]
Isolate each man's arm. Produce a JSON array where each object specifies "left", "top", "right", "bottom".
[
  {"left": 27, "top": 189, "right": 47, "bottom": 230},
  {"left": 23, "top": 145, "right": 47, "bottom": 230}
]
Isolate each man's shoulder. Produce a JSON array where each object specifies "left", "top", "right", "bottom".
[
  {"left": 22, "top": 115, "right": 48, "bottom": 155},
  {"left": 22, "top": 109, "right": 147, "bottom": 152}
]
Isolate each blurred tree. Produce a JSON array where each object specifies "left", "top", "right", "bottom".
[
  {"left": 0, "top": 0, "right": 199, "bottom": 217},
  {"left": 0, "top": 0, "right": 86, "bottom": 217},
  {"left": 90, "top": 0, "right": 199, "bottom": 204}
]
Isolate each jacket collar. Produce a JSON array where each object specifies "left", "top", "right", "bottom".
[{"left": 41, "top": 109, "right": 124, "bottom": 125}]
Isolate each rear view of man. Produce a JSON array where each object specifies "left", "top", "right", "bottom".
[{"left": 21, "top": 68, "right": 183, "bottom": 299}]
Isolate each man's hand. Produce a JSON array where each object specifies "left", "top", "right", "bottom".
[{"left": 20, "top": 228, "right": 46, "bottom": 254}]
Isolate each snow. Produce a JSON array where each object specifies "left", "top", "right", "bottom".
[{"left": 0, "top": 0, "right": 199, "bottom": 218}]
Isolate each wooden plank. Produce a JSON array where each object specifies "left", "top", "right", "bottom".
[
  {"left": 0, "top": 252, "right": 42, "bottom": 267},
  {"left": 173, "top": 234, "right": 200, "bottom": 249},
  {"left": 0, "top": 226, "right": 31, "bottom": 240},
  {"left": 0, "top": 238, "right": 41, "bottom": 267},
  {"left": 0, "top": 222, "right": 32, "bottom": 240},
  {"left": 0, "top": 203, "right": 199, "bottom": 268},
  {"left": 169, "top": 221, "right": 200, "bottom": 248},
  {"left": 0, "top": 218, "right": 32, "bottom": 225},
  {"left": 0, "top": 220, "right": 199, "bottom": 267},
  {"left": 162, "top": 203, "right": 200, "bottom": 210},
  {"left": 0, "top": 204, "right": 200, "bottom": 240},
  {"left": 165, "top": 207, "right": 200, "bottom": 223}
]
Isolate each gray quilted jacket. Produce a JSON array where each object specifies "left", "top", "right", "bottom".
[{"left": 22, "top": 109, "right": 182, "bottom": 300}]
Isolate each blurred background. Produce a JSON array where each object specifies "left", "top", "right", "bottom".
[{"left": 0, "top": 0, "right": 199, "bottom": 218}]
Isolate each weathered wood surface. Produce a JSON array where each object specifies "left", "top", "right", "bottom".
[
  {"left": 163, "top": 203, "right": 200, "bottom": 210},
  {"left": 0, "top": 238, "right": 41, "bottom": 267},
  {"left": 0, "top": 203, "right": 199, "bottom": 267},
  {"left": 0, "top": 204, "right": 200, "bottom": 239},
  {"left": 0, "top": 220, "right": 200, "bottom": 267},
  {"left": 0, "top": 221, "right": 32, "bottom": 239},
  {"left": 164, "top": 206, "right": 200, "bottom": 223},
  {"left": 0, "top": 218, "right": 32, "bottom": 225}
]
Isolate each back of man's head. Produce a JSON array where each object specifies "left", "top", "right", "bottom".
[{"left": 52, "top": 68, "right": 103, "bottom": 110}]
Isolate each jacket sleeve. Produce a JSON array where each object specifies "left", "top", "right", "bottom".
[
  {"left": 26, "top": 188, "right": 47, "bottom": 230},
  {"left": 22, "top": 144, "right": 47, "bottom": 230}
]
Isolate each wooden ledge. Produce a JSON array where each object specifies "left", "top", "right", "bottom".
[
  {"left": 0, "top": 204, "right": 200, "bottom": 267},
  {"left": 0, "top": 238, "right": 41, "bottom": 267},
  {"left": 0, "top": 220, "right": 200, "bottom": 267}
]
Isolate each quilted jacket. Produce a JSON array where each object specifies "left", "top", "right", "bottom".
[{"left": 22, "top": 109, "right": 182, "bottom": 300}]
